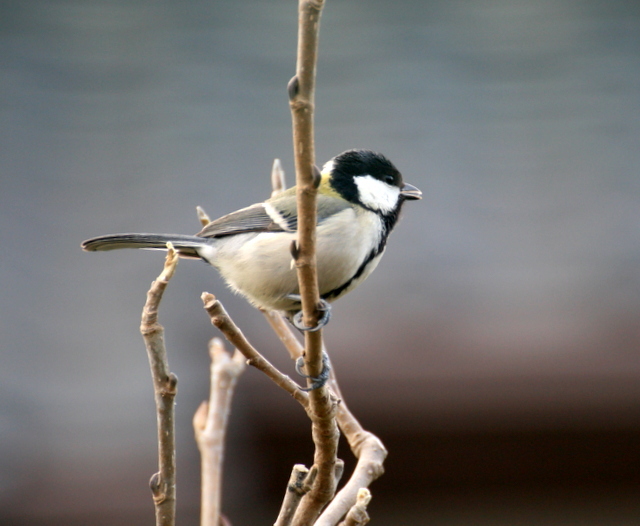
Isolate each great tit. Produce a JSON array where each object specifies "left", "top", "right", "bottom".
[{"left": 82, "top": 149, "right": 421, "bottom": 325}]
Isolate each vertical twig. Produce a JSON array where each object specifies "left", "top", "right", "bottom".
[
  {"left": 288, "top": 0, "right": 340, "bottom": 521},
  {"left": 289, "top": 1, "right": 324, "bottom": 332},
  {"left": 196, "top": 205, "right": 212, "bottom": 226},
  {"left": 271, "top": 158, "right": 287, "bottom": 198},
  {"left": 140, "top": 246, "right": 179, "bottom": 526},
  {"left": 288, "top": 0, "right": 341, "bottom": 521},
  {"left": 193, "top": 338, "right": 246, "bottom": 526}
]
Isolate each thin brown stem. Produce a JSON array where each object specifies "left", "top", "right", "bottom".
[
  {"left": 140, "top": 246, "right": 179, "bottom": 526},
  {"left": 261, "top": 310, "right": 304, "bottom": 361},
  {"left": 201, "top": 293, "right": 309, "bottom": 409},
  {"left": 288, "top": 1, "right": 340, "bottom": 522},
  {"left": 289, "top": 0, "right": 323, "bottom": 332}
]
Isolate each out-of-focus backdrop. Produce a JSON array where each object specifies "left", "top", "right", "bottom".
[{"left": 2, "top": 1, "right": 640, "bottom": 524}]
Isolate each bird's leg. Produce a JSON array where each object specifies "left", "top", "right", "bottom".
[
  {"left": 282, "top": 296, "right": 332, "bottom": 390},
  {"left": 295, "top": 351, "right": 331, "bottom": 391},
  {"left": 289, "top": 298, "right": 332, "bottom": 332}
]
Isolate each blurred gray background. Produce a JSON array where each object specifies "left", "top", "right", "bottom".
[{"left": 2, "top": 0, "right": 640, "bottom": 524}]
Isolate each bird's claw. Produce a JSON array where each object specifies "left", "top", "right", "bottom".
[
  {"left": 295, "top": 351, "right": 331, "bottom": 391},
  {"left": 291, "top": 298, "right": 332, "bottom": 332}
]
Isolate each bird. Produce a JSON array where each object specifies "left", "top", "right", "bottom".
[{"left": 82, "top": 149, "right": 421, "bottom": 330}]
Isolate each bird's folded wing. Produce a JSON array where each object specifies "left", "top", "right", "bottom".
[
  {"left": 196, "top": 203, "right": 288, "bottom": 238},
  {"left": 196, "top": 195, "right": 351, "bottom": 238}
]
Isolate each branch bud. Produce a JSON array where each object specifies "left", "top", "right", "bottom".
[{"left": 288, "top": 75, "right": 300, "bottom": 100}]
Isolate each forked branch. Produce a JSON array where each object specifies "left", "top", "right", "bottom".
[
  {"left": 263, "top": 311, "right": 388, "bottom": 526},
  {"left": 202, "top": 293, "right": 309, "bottom": 409}
]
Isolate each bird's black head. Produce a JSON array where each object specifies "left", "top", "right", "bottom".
[{"left": 326, "top": 149, "right": 421, "bottom": 215}]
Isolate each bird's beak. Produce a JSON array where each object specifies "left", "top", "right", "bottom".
[{"left": 400, "top": 182, "right": 422, "bottom": 200}]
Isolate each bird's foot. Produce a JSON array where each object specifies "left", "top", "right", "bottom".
[
  {"left": 295, "top": 351, "right": 331, "bottom": 391},
  {"left": 289, "top": 298, "right": 332, "bottom": 332}
]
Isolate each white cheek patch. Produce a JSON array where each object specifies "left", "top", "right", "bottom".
[{"left": 353, "top": 175, "right": 400, "bottom": 213}]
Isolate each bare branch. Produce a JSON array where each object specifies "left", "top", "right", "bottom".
[
  {"left": 194, "top": 338, "right": 246, "bottom": 526},
  {"left": 140, "top": 246, "right": 179, "bottom": 526},
  {"left": 196, "top": 205, "right": 211, "bottom": 226},
  {"left": 288, "top": 0, "right": 341, "bottom": 522},
  {"left": 263, "top": 310, "right": 388, "bottom": 525},
  {"left": 333, "top": 458, "right": 345, "bottom": 487},
  {"left": 337, "top": 489, "right": 372, "bottom": 526},
  {"left": 289, "top": 0, "right": 324, "bottom": 334},
  {"left": 274, "top": 464, "right": 314, "bottom": 526},
  {"left": 271, "top": 158, "right": 287, "bottom": 198},
  {"left": 315, "top": 432, "right": 385, "bottom": 526},
  {"left": 316, "top": 372, "right": 386, "bottom": 525},
  {"left": 261, "top": 310, "right": 304, "bottom": 361},
  {"left": 201, "top": 293, "right": 309, "bottom": 409},
  {"left": 291, "top": 362, "right": 340, "bottom": 526}
]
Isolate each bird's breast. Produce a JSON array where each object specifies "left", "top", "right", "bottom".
[
  {"left": 315, "top": 208, "right": 383, "bottom": 295},
  {"left": 204, "top": 208, "right": 384, "bottom": 311}
]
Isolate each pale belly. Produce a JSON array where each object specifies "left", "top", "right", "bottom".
[{"left": 202, "top": 208, "right": 383, "bottom": 311}]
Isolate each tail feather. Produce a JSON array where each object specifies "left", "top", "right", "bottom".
[{"left": 81, "top": 233, "right": 207, "bottom": 259}]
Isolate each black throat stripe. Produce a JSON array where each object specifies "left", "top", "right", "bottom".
[{"left": 322, "top": 217, "right": 393, "bottom": 301}]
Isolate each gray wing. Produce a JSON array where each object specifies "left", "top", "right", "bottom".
[
  {"left": 196, "top": 194, "right": 352, "bottom": 239},
  {"left": 196, "top": 203, "right": 294, "bottom": 238}
]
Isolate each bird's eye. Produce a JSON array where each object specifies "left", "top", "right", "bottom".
[{"left": 384, "top": 174, "right": 395, "bottom": 185}]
